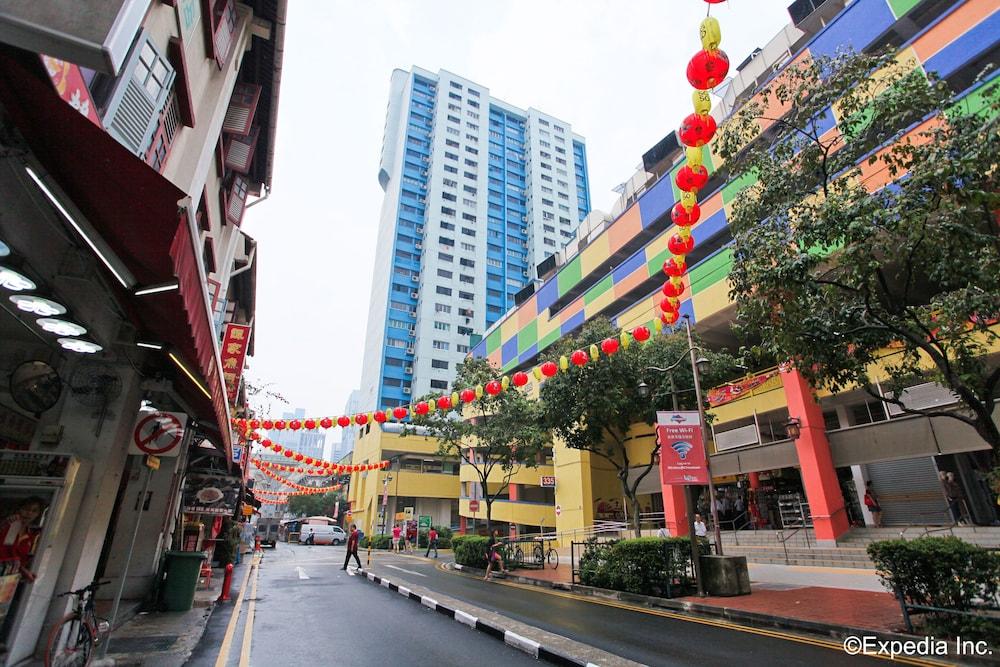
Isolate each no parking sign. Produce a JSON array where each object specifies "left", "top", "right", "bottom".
[{"left": 128, "top": 411, "right": 187, "bottom": 457}]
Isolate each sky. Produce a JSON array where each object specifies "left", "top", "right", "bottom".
[{"left": 241, "top": 0, "right": 794, "bottom": 451}]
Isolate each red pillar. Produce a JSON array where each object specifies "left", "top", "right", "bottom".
[
  {"left": 748, "top": 472, "right": 761, "bottom": 489},
  {"left": 507, "top": 485, "right": 519, "bottom": 539},
  {"left": 781, "top": 368, "right": 850, "bottom": 545},
  {"left": 459, "top": 516, "right": 467, "bottom": 535},
  {"left": 661, "top": 484, "right": 689, "bottom": 536}
]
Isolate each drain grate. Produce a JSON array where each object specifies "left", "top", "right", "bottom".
[{"left": 106, "top": 635, "right": 179, "bottom": 654}]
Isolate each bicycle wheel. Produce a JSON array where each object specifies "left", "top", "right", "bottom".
[
  {"left": 547, "top": 548, "right": 559, "bottom": 569},
  {"left": 532, "top": 544, "right": 544, "bottom": 567},
  {"left": 512, "top": 546, "right": 525, "bottom": 569},
  {"left": 45, "top": 613, "right": 95, "bottom": 667}
]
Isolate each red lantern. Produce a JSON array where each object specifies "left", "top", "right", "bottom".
[
  {"left": 289, "top": 419, "right": 302, "bottom": 431},
  {"left": 355, "top": 413, "right": 369, "bottom": 425},
  {"left": 304, "top": 457, "right": 314, "bottom": 465},
  {"left": 601, "top": 338, "right": 620, "bottom": 355},
  {"left": 671, "top": 202, "right": 701, "bottom": 227},
  {"left": 633, "top": 326, "right": 651, "bottom": 342},
  {"left": 484, "top": 380, "right": 502, "bottom": 396},
  {"left": 392, "top": 406, "right": 408, "bottom": 420},
  {"left": 437, "top": 396, "right": 452, "bottom": 410},
  {"left": 686, "top": 49, "right": 730, "bottom": 90},
  {"left": 250, "top": 431, "right": 261, "bottom": 441},
  {"left": 262, "top": 420, "right": 274, "bottom": 430},
  {"left": 295, "top": 453, "right": 305, "bottom": 462},
  {"left": 374, "top": 411, "right": 387, "bottom": 423},
  {"left": 512, "top": 371, "right": 529, "bottom": 387},
  {"left": 668, "top": 234, "right": 696, "bottom": 256},
  {"left": 249, "top": 419, "right": 260, "bottom": 429},
  {"left": 283, "top": 450, "right": 293, "bottom": 458},
  {"left": 318, "top": 417, "right": 332, "bottom": 429},
  {"left": 570, "top": 349, "right": 588, "bottom": 366},
  {"left": 540, "top": 361, "right": 558, "bottom": 377},
  {"left": 675, "top": 165, "right": 709, "bottom": 192},
  {"left": 678, "top": 113, "right": 717, "bottom": 147},
  {"left": 261, "top": 439, "right": 272, "bottom": 449},
  {"left": 304, "top": 419, "right": 316, "bottom": 430},
  {"left": 337, "top": 416, "right": 351, "bottom": 428},
  {"left": 704, "top": 0, "right": 726, "bottom": 3},
  {"left": 273, "top": 444, "right": 283, "bottom": 453},
  {"left": 662, "top": 310, "right": 680, "bottom": 325},
  {"left": 297, "top": 467, "right": 304, "bottom": 473},
  {"left": 273, "top": 420, "right": 286, "bottom": 430},
  {"left": 415, "top": 401, "right": 429, "bottom": 415},
  {"left": 460, "top": 388, "right": 476, "bottom": 403},
  {"left": 660, "top": 297, "right": 680, "bottom": 314},
  {"left": 662, "top": 281, "right": 684, "bottom": 299},
  {"left": 663, "top": 257, "right": 687, "bottom": 278}
]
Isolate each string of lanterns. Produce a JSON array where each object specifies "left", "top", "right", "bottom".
[
  {"left": 250, "top": 439, "right": 390, "bottom": 473},
  {"left": 251, "top": 459, "right": 348, "bottom": 491},
  {"left": 660, "top": 0, "right": 729, "bottom": 326},
  {"left": 254, "top": 458, "right": 329, "bottom": 476}
]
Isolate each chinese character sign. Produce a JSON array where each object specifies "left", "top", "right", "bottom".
[
  {"left": 39, "top": 56, "right": 101, "bottom": 127},
  {"left": 656, "top": 411, "right": 709, "bottom": 485},
  {"left": 220, "top": 324, "right": 251, "bottom": 405}
]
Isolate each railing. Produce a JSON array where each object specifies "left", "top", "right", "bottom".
[
  {"left": 570, "top": 537, "right": 703, "bottom": 596},
  {"left": 718, "top": 511, "right": 755, "bottom": 546},
  {"left": 897, "top": 509, "right": 962, "bottom": 539},
  {"left": 893, "top": 584, "right": 1000, "bottom": 634},
  {"left": 776, "top": 527, "right": 812, "bottom": 564}
]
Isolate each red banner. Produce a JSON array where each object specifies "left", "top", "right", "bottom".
[
  {"left": 656, "top": 411, "right": 708, "bottom": 485},
  {"left": 39, "top": 55, "right": 101, "bottom": 127},
  {"left": 707, "top": 371, "right": 778, "bottom": 407},
  {"left": 221, "top": 324, "right": 251, "bottom": 405}
]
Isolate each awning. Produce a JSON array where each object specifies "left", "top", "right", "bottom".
[{"left": 0, "top": 49, "right": 232, "bottom": 454}]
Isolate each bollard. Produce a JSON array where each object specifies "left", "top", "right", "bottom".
[
  {"left": 217, "top": 563, "right": 234, "bottom": 602},
  {"left": 254, "top": 536, "right": 261, "bottom": 552}
]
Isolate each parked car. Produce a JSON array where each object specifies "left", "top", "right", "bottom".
[
  {"left": 256, "top": 519, "right": 280, "bottom": 547},
  {"left": 299, "top": 524, "right": 348, "bottom": 545}
]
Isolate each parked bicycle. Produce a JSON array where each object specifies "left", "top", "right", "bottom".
[
  {"left": 45, "top": 579, "right": 110, "bottom": 667},
  {"left": 531, "top": 540, "right": 559, "bottom": 569}
]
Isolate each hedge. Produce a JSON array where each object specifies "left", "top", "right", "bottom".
[
  {"left": 579, "top": 537, "right": 705, "bottom": 597},
  {"left": 867, "top": 537, "right": 1000, "bottom": 641},
  {"left": 359, "top": 534, "right": 393, "bottom": 550},
  {"left": 452, "top": 535, "right": 491, "bottom": 567}
]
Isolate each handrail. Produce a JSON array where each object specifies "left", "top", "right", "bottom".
[
  {"left": 717, "top": 511, "right": 755, "bottom": 546},
  {"left": 775, "top": 527, "right": 812, "bottom": 564}
]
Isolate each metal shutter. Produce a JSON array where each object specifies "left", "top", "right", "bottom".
[
  {"left": 222, "top": 83, "right": 261, "bottom": 136},
  {"left": 865, "top": 457, "right": 950, "bottom": 525},
  {"left": 224, "top": 127, "right": 258, "bottom": 173}
]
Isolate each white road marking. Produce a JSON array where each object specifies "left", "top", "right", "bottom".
[
  {"left": 384, "top": 564, "right": 427, "bottom": 577},
  {"left": 295, "top": 567, "right": 310, "bottom": 580},
  {"left": 347, "top": 567, "right": 357, "bottom": 576}
]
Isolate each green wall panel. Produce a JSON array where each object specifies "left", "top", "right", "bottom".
[
  {"left": 557, "top": 256, "right": 582, "bottom": 297},
  {"left": 721, "top": 171, "right": 757, "bottom": 205},
  {"left": 888, "top": 0, "right": 921, "bottom": 18},
  {"left": 487, "top": 328, "right": 502, "bottom": 354},
  {"left": 517, "top": 320, "right": 538, "bottom": 353},
  {"left": 538, "top": 328, "right": 562, "bottom": 354},
  {"left": 689, "top": 248, "right": 733, "bottom": 295},
  {"left": 583, "top": 275, "right": 614, "bottom": 305},
  {"left": 646, "top": 246, "right": 672, "bottom": 278}
]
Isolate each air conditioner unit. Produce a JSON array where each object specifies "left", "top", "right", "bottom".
[
  {"left": 411, "top": 292, "right": 419, "bottom": 299},
  {"left": 402, "top": 387, "right": 411, "bottom": 394},
  {"left": 415, "top": 242, "right": 422, "bottom": 249},
  {"left": 404, "top": 366, "right": 413, "bottom": 374},
  {"left": 406, "top": 347, "right": 415, "bottom": 354}
]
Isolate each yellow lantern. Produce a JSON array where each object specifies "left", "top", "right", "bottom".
[
  {"left": 559, "top": 355, "right": 569, "bottom": 371},
  {"left": 533, "top": 366, "right": 543, "bottom": 381},
  {"left": 501, "top": 375, "right": 510, "bottom": 390},
  {"left": 620, "top": 330, "right": 631, "bottom": 349},
  {"left": 475, "top": 384, "right": 484, "bottom": 399},
  {"left": 692, "top": 90, "right": 712, "bottom": 116},
  {"left": 589, "top": 344, "right": 599, "bottom": 361},
  {"left": 451, "top": 391, "right": 459, "bottom": 407},
  {"left": 700, "top": 16, "right": 722, "bottom": 52},
  {"left": 686, "top": 146, "right": 704, "bottom": 169},
  {"left": 681, "top": 190, "right": 698, "bottom": 211}
]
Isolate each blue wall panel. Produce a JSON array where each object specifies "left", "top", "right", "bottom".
[
  {"left": 638, "top": 176, "right": 676, "bottom": 229},
  {"left": 808, "top": 0, "right": 895, "bottom": 59}
]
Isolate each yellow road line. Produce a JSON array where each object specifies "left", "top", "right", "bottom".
[
  {"left": 437, "top": 563, "right": 946, "bottom": 667},
  {"left": 214, "top": 554, "right": 259, "bottom": 667},
  {"left": 238, "top": 560, "right": 260, "bottom": 667}
]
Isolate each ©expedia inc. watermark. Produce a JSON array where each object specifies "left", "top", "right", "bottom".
[{"left": 843, "top": 635, "right": 994, "bottom": 660}]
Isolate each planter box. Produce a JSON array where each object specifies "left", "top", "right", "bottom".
[{"left": 700, "top": 555, "right": 751, "bottom": 596}]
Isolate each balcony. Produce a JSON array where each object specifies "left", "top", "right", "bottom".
[
  {"left": 392, "top": 470, "right": 460, "bottom": 499},
  {"left": 459, "top": 498, "right": 556, "bottom": 527},
  {"left": 459, "top": 462, "right": 553, "bottom": 486}
]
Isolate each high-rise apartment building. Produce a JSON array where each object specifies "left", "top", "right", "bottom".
[{"left": 360, "top": 67, "right": 591, "bottom": 411}]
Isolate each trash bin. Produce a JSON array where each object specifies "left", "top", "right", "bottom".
[{"left": 162, "top": 551, "right": 206, "bottom": 611}]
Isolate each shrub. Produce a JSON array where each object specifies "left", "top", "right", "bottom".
[
  {"left": 452, "top": 535, "right": 490, "bottom": 567},
  {"left": 868, "top": 537, "right": 1000, "bottom": 641},
  {"left": 579, "top": 537, "right": 703, "bottom": 597},
  {"left": 359, "top": 534, "right": 393, "bottom": 550}
]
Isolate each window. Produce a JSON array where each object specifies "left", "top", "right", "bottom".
[
  {"left": 436, "top": 286, "right": 452, "bottom": 296},
  {"left": 543, "top": 224, "right": 555, "bottom": 233},
  {"left": 448, "top": 92, "right": 461, "bottom": 101},
  {"left": 450, "top": 81, "right": 462, "bottom": 90},
  {"left": 540, "top": 151, "right": 551, "bottom": 159},
  {"left": 431, "top": 379, "right": 449, "bottom": 390},
  {"left": 446, "top": 127, "right": 459, "bottom": 136},
  {"left": 444, "top": 151, "right": 458, "bottom": 161},
  {"left": 466, "top": 133, "right": 477, "bottom": 142},
  {"left": 465, "top": 146, "right": 478, "bottom": 155},
  {"left": 434, "top": 321, "right": 451, "bottom": 331},
  {"left": 387, "top": 338, "right": 407, "bottom": 348},
  {"left": 468, "top": 99, "right": 479, "bottom": 109},
  {"left": 541, "top": 163, "right": 551, "bottom": 171},
  {"left": 438, "top": 253, "right": 453, "bottom": 263},
  {"left": 554, "top": 125, "right": 564, "bottom": 133},
  {"left": 462, "top": 198, "right": 476, "bottom": 207},
  {"left": 444, "top": 164, "right": 458, "bottom": 174},
  {"left": 542, "top": 211, "right": 554, "bottom": 221},
  {"left": 446, "top": 139, "right": 459, "bottom": 148},
  {"left": 459, "top": 275, "right": 474, "bottom": 284},
  {"left": 467, "top": 123, "right": 479, "bottom": 131},
  {"left": 437, "top": 268, "right": 453, "bottom": 278},
  {"left": 539, "top": 118, "right": 549, "bottom": 126},
  {"left": 385, "top": 357, "right": 404, "bottom": 367},
  {"left": 448, "top": 103, "right": 460, "bottom": 112},
  {"left": 559, "top": 204, "right": 570, "bottom": 212},
  {"left": 447, "top": 114, "right": 460, "bottom": 123},
  {"left": 460, "top": 242, "right": 475, "bottom": 251},
  {"left": 459, "top": 291, "right": 474, "bottom": 300},
  {"left": 441, "top": 206, "right": 455, "bottom": 216},
  {"left": 464, "top": 171, "right": 477, "bottom": 180},
  {"left": 433, "top": 340, "right": 450, "bottom": 350},
  {"left": 431, "top": 359, "right": 449, "bottom": 369},
  {"left": 542, "top": 198, "right": 553, "bottom": 207},
  {"left": 558, "top": 192, "right": 569, "bottom": 200},
  {"left": 456, "top": 344, "right": 470, "bottom": 353},
  {"left": 558, "top": 180, "right": 568, "bottom": 188},
  {"left": 435, "top": 303, "right": 451, "bottom": 313},
  {"left": 464, "top": 159, "right": 477, "bottom": 168},
  {"left": 460, "top": 258, "right": 475, "bottom": 268},
  {"left": 440, "top": 221, "right": 455, "bottom": 231},
  {"left": 443, "top": 178, "right": 457, "bottom": 188},
  {"left": 544, "top": 238, "right": 555, "bottom": 247},
  {"left": 442, "top": 192, "right": 457, "bottom": 202},
  {"left": 556, "top": 157, "right": 567, "bottom": 165},
  {"left": 467, "top": 110, "right": 479, "bottom": 119},
  {"left": 461, "top": 227, "right": 476, "bottom": 237},
  {"left": 463, "top": 185, "right": 477, "bottom": 195},
  {"left": 439, "top": 236, "right": 455, "bottom": 246},
  {"left": 457, "top": 326, "right": 473, "bottom": 335},
  {"left": 541, "top": 174, "right": 552, "bottom": 182},
  {"left": 461, "top": 213, "right": 476, "bottom": 222}
]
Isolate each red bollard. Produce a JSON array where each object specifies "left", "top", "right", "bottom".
[
  {"left": 254, "top": 536, "right": 261, "bottom": 552},
  {"left": 217, "top": 563, "right": 234, "bottom": 602}
]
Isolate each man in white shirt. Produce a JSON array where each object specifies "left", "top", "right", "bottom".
[{"left": 694, "top": 514, "right": 708, "bottom": 538}]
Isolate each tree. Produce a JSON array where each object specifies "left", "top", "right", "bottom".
[
  {"left": 539, "top": 318, "right": 739, "bottom": 537},
  {"left": 288, "top": 490, "right": 344, "bottom": 518},
  {"left": 407, "top": 358, "right": 549, "bottom": 533},
  {"left": 716, "top": 51, "right": 1000, "bottom": 466}
]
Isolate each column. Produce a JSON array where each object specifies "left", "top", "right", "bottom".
[
  {"left": 780, "top": 368, "right": 850, "bottom": 545},
  {"left": 508, "top": 484, "right": 519, "bottom": 539},
  {"left": 458, "top": 515, "right": 467, "bottom": 535},
  {"left": 748, "top": 472, "right": 760, "bottom": 489},
  {"left": 661, "top": 484, "right": 689, "bottom": 536}
]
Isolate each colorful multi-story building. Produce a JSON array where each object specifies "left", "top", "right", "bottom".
[
  {"left": 468, "top": 0, "right": 1000, "bottom": 545},
  {"left": 359, "top": 67, "right": 591, "bottom": 415}
]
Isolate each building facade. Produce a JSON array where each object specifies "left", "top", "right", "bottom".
[
  {"left": 359, "top": 67, "right": 591, "bottom": 414},
  {"left": 468, "top": 0, "right": 1000, "bottom": 544}
]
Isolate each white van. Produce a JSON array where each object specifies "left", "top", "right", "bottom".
[{"left": 299, "top": 524, "right": 348, "bottom": 545}]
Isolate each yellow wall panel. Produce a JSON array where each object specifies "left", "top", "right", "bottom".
[{"left": 580, "top": 234, "right": 611, "bottom": 276}]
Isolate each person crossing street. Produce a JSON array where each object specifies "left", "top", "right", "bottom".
[
  {"left": 342, "top": 524, "right": 362, "bottom": 570},
  {"left": 425, "top": 526, "right": 439, "bottom": 558}
]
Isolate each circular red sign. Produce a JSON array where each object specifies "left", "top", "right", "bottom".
[{"left": 133, "top": 412, "right": 183, "bottom": 455}]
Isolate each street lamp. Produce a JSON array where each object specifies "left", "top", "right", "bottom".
[{"left": 785, "top": 417, "right": 802, "bottom": 440}]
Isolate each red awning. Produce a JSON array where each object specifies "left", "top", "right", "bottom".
[{"left": 0, "top": 49, "right": 232, "bottom": 454}]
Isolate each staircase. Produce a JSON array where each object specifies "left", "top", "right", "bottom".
[{"left": 718, "top": 526, "right": 1000, "bottom": 569}]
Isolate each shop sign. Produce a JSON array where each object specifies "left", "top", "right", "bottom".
[
  {"left": 182, "top": 472, "right": 241, "bottom": 515},
  {"left": 145, "top": 455, "right": 160, "bottom": 470},
  {"left": 656, "top": 411, "right": 709, "bottom": 485},
  {"left": 232, "top": 444, "right": 243, "bottom": 464},
  {"left": 707, "top": 371, "right": 779, "bottom": 407},
  {"left": 394, "top": 511, "right": 406, "bottom": 521},
  {"left": 403, "top": 506, "right": 414, "bottom": 520},
  {"left": 221, "top": 324, "right": 251, "bottom": 405},
  {"left": 39, "top": 55, "right": 101, "bottom": 126},
  {"left": 539, "top": 475, "right": 556, "bottom": 488},
  {"left": 418, "top": 515, "right": 431, "bottom": 529},
  {"left": 129, "top": 411, "right": 186, "bottom": 457},
  {"left": 0, "top": 452, "right": 69, "bottom": 480}
]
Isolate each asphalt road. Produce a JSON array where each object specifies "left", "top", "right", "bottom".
[
  {"left": 190, "top": 542, "right": 540, "bottom": 667},
  {"left": 346, "top": 548, "right": 886, "bottom": 667}
]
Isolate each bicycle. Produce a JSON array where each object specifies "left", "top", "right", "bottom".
[
  {"left": 45, "top": 579, "right": 110, "bottom": 667},
  {"left": 531, "top": 541, "right": 559, "bottom": 569}
]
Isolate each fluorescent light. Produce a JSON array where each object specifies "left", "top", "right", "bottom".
[
  {"left": 0, "top": 241, "right": 9, "bottom": 258},
  {"left": 0, "top": 267, "right": 36, "bottom": 291},
  {"left": 10, "top": 295, "right": 66, "bottom": 317},
  {"left": 37, "top": 317, "right": 87, "bottom": 336},
  {"left": 136, "top": 341, "right": 164, "bottom": 350},
  {"left": 134, "top": 281, "right": 179, "bottom": 296},
  {"left": 168, "top": 351, "right": 212, "bottom": 400},
  {"left": 58, "top": 337, "right": 102, "bottom": 354},
  {"left": 24, "top": 165, "right": 136, "bottom": 289}
]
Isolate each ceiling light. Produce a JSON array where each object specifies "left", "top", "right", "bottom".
[
  {"left": 58, "top": 338, "right": 102, "bottom": 354},
  {"left": 0, "top": 241, "right": 9, "bottom": 257},
  {"left": 168, "top": 351, "right": 212, "bottom": 400},
  {"left": 37, "top": 317, "right": 87, "bottom": 337},
  {"left": 10, "top": 295, "right": 66, "bottom": 317},
  {"left": 136, "top": 341, "right": 164, "bottom": 350},
  {"left": 134, "top": 282, "right": 180, "bottom": 296},
  {"left": 0, "top": 267, "right": 36, "bottom": 291}
]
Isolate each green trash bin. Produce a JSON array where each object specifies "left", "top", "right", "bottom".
[{"left": 162, "top": 551, "right": 205, "bottom": 611}]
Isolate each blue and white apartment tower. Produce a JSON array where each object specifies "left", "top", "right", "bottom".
[{"left": 360, "top": 67, "right": 591, "bottom": 411}]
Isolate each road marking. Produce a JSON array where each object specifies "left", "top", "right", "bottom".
[
  {"left": 214, "top": 554, "right": 259, "bottom": 667},
  {"left": 295, "top": 566, "right": 310, "bottom": 580},
  {"left": 384, "top": 564, "right": 427, "bottom": 577},
  {"left": 437, "top": 563, "right": 939, "bottom": 667},
  {"left": 238, "top": 559, "right": 261, "bottom": 667}
]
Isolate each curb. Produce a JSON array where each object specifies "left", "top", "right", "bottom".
[{"left": 356, "top": 568, "right": 598, "bottom": 666}]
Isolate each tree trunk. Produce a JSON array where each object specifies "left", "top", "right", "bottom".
[
  {"left": 484, "top": 497, "right": 492, "bottom": 535},
  {"left": 627, "top": 493, "right": 642, "bottom": 539}
]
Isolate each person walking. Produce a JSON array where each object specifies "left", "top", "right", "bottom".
[
  {"left": 864, "top": 481, "right": 882, "bottom": 527},
  {"left": 693, "top": 513, "right": 708, "bottom": 539},
  {"left": 392, "top": 523, "right": 402, "bottom": 553},
  {"left": 484, "top": 529, "right": 508, "bottom": 580},
  {"left": 342, "top": 524, "right": 362, "bottom": 570},
  {"left": 406, "top": 521, "right": 417, "bottom": 553},
  {"left": 425, "top": 526, "right": 439, "bottom": 558},
  {"left": 942, "top": 472, "right": 967, "bottom": 524}
]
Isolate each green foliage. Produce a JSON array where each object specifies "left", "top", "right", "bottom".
[
  {"left": 287, "top": 491, "right": 344, "bottom": 518},
  {"left": 417, "top": 525, "right": 453, "bottom": 548},
  {"left": 452, "top": 535, "right": 491, "bottom": 567},
  {"left": 539, "top": 318, "right": 740, "bottom": 535},
  {"left": 360, "top": 534, "right": 393, "bottom": 550},
  {"left": 407, "top": 358, "right": 550, "bottom": 530},
  {"left": 717, "top": 50, "right": 1000, "bottom": 456},
  {"left": 867, "top": 537, "right": 1000, "bottom": 641},
  {"left": 578, "top": 537, "right": 704, "bottom": 597}
]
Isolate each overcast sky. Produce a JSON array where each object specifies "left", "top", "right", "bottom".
[{"left": 241, "top": 0, "right": 793, "bottom": 450}]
